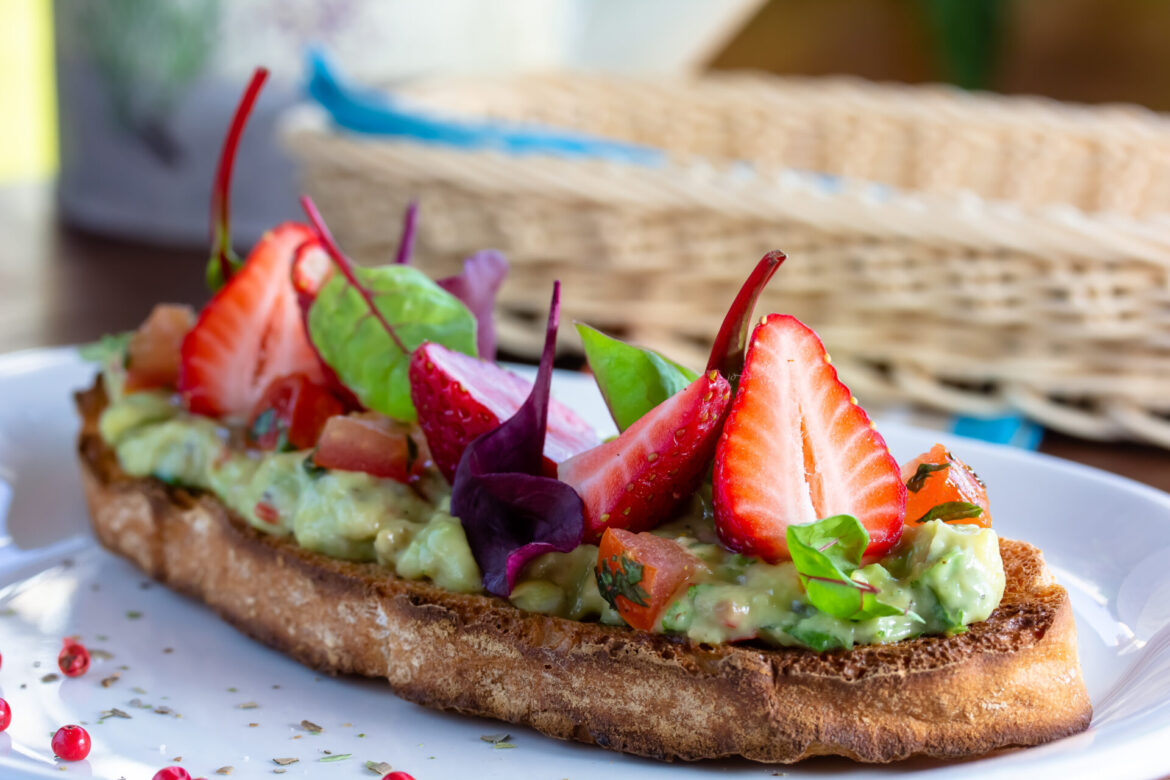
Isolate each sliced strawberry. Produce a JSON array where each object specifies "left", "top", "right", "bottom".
[
  {"left": 179, "top": 223, "right": 326, "bottom": 420},
  {"left": 558, "top": 370, "right": 732, "bottom": 543},
  {"left": 713, "top": 314, "right": 905, "bottom": 562},
  {"left": 901, "top": 444, "right": 992, "bottom": 528},
  {"left": 409, "top": 341, "right": 599, "bottom": 482},
  {"left": 124, "top": 303, "right": 196, "bottom": 392}
]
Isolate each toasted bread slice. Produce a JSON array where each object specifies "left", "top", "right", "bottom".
[{"left": 75, "top": 384, "right": 1091, "bottom": 763}]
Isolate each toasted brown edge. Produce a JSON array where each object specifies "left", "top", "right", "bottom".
[{"left": 75, "top": 384, "right": 1091, "bottom": 763}]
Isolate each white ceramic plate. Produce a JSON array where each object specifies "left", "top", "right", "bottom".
[{"left": 1, "top": 347, "right": 1169, "bottom": 780}]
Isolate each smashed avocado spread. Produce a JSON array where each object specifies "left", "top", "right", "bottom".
[{"left": 100, "top": 390, "right": 1005, "bottom": 652}]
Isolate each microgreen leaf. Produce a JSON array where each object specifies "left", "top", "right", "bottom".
[
  {"left": 206, "top": 68, "right": 268, "bottom": 292},
  {"left": 437, "top": 250, "right": 509, "bottom": 362},
  {"left": 914, "top": 501, "right": 984, "bottom": 524},
  {"left": 451, "top": 282, "right": 586, "bottom": 597},
  {"left": 302, "top": 196, "right": 477, "bottom": 422},
  {"left": 787, "top": 515, "right": 905, "bottom": 622},
  {"left": 318, "top": 753, "right": 351, "bottom": 762},
  {"left": 706, "top": 251, "right": 785, "bottom": 385},
  {"left": 78, "top": 332, "right": 132, "bottom": 364},
  {"left": 906, "top": 462, "right": 949, "bottom": 493},
  {"left": 577, "top": 324, "right": 698, "bottom": 431},
  {"left": 394, "top": 200, "right": 419, "bottom": 265}
]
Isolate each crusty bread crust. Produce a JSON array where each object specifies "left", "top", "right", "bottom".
[{"left": 76, "top": 385, "right": 1091, "bottom": 763}]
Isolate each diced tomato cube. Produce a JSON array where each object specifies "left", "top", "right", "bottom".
[
  {"left": 311, "top": 413, "right": 429, "bottom": 484},
  {"left": 596, "top": 528, "right": 705, "bottom": 631},
  {"left": 900, "top": 443, "right": 992, "bottom": 528},
  {"left": 124, "top": 304, "right": 196, "bottom": 392},
  {"left": 247, "top": 373, "right": 346, "bottom": 451}
]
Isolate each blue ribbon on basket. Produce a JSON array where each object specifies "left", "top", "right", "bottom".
[{"left": 306, "top": 51, "right": 663, "bottom": 165}]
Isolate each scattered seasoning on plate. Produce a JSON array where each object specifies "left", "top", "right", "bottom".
[
  {"left": 494, "top": 742, "right": 517, "bottom": 750},
  {"left": 480, "top": 733, "right": 510, "bottom": 745},
  {"left": 341, "top": 722, "right": 352, "bottom": 728},
  {"left": 365, "top": 760, "right": 392, "bottom": 774},
  {"left": 292, "top": 735, "right": 302, "bottom": 740},
  {"left": 100, "top": 708, "right": 131, "bottom": 720},
  {"left": 227, "top": 687, "right": 237, "bottom": 693},
  {"left": 163, "top": 648, "right": 174, "bottom": 654},
  {"left": 41, "top": 673, "right": 60, "bottom": 683},
  {"left": 129, "top": 698, "right": 151, "bottom": 709},
  {"left": 237, "top": 702, "right": 259, "bottom": 710},
  {"left": 300, "top": 720, "right": 323, "bottom": 733},
  {"left": 272, "top": 685, "right": 280, "bottom": 689},
  {"left": 273, "top": 771, "right": 286, "bottom": 776},
  {"left": 90, "top": 649, "right": 115, "bottom": 661},
  {"left": 132, "top": 686, "right": 147, "bottom": 694},
  {"left": 356, "top": 733, "right": 366, "bottom": 738},
  {"left": 272, "top": 758, "right": 298, "bottom": 766},
  {"left": 215, "top": 768, "right": 233, "bottom": 775},
  {"left": 153, "top": 706, "right": 175, "bottom": 716},
  {"left": 126, "top": 611, "right": 142, "bottom": 620},
  {"left": 95, "top": 635, "right": 108, "bottom": 642},
  {"left": 318, "top": 754, "right": 351, "bottom": 763},
  {"left": 101, "top": 673, "right": 121, "bottom": 688},
  {"left": 248, "top": 723, "right": 259, "bottom": 728}
]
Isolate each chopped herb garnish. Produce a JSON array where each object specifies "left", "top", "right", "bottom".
[
  {"left": 480, "top": 733, "right": 511, "bottom": 744},
  {"left": 41, "top": 673, "right": 60, "bottom": 683},
  {"left": 154, "top": 706, "right": 174, "bottom": 716},
  {"left": 914, "top": 501, "right": 984, "bottom": 524},
  {"left": 357, "top": 733, "right": 366, "bottom": 738},
  {"left": 99, "top": 708, "right": 131, "bottom": 720},
  {"left": 238, "top": 702, "right": 259, "bottom": 709},
  {"left": 272, "top": 758, "right": 298, "bottom": 766},
  {"left": 90, "top": 649, "right": 115, "bottom": 660},
  {"left": 494, "top": 742, "right": 517, "bottom": 749},
  {"left": 227, "top": 687, "right": 237, "bottom": 692},
  {"left": 132, "top": 686, "right": 147, "bottom": 694},
  {"left": 300, "top": 719, "right": 323, "bottom": 733},
  {"left": 249, "top": 723, "right": 259, "bottom": 728},
  {"left": 906, "top": 462, "right": 949, "bottom": 492},
  {"left": 101, "top": 673, "right": 120, "bottom": 688},
  {"left": 596, "top": 554, "right": 649, "bottom": 610},
  {"left": 318, "top": 754, "right": 352, "bottom": 763},
  {"left": 365, "top": 761, "right": 393, "bottom": 775},
  {"left": 126, "top": 611, "right": 142, "bottom": 619},
  {"left": 215, "top": 768, "right": 233, "bottom": 776}
]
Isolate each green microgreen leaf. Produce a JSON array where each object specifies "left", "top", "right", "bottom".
[
  {"left": 307, "top": 265, "right": 477, "bottom": 423},
  {"left": 787, "top": 515, "right": 905, "bottom": 622},
  {"left": 79, "top": 332, "right": 133, "bottom": 364},
  {"left": 596, "top": 554, "right": 649, "bottom": 610},
  {"left": 302, "top": 454, "right": 327, "bottom": 478},
  {"left": 906, "top": 462, "right": 949, "bottom": 493},
  {"left": 577, "top": 324, "right": 697, "bottom": 431},
  {"left": 914, "top": 501, "right": 983, "bottom": 524},
  {"left": 318, "top": 753, "right": 351, "bottom": 762}
]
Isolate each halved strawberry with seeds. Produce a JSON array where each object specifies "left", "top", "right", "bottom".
[
  {"left": 179, "top": 223, "right": 327, "bottom": 420},
  {"left": 559, "top": 370, "right": 732, "bottom": 542},
  {"left": 713, "top": 314, "right": 905, "bottom": 561},
  {"left": 409, "top": 341, "right": 599, "bottom": 482}
]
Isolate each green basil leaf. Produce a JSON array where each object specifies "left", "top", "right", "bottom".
[
  {"left": 576, "top": 324, "right": 698, "bottom": 431},
  {"left": 787, "top": 515, "right": 906, "bottom": 621},
  {"left": 914, "top": 501, "right": 983, "bottom": 524},
  {"left": 307, "top": 265, "right": 477, "bottom": 422}
]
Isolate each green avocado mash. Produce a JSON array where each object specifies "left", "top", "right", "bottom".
[{"left": 100, "top": 390, "right": 1005, "bottom": 651}]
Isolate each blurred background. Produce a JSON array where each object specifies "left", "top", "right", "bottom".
[{"left": 3, "top": 0, "right": 1170, "bottom": 487}]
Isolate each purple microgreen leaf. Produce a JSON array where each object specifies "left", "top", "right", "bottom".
[
  {"left": 451, "top": 282, "right": 586, "bottom": 596},
  {"left": 437, "top": 250, "right": 509, "bottom": 361},
  {"left": 301, "top": 195, "right": 409, "bottom": 354},
  {"left": 394, "top": 201, "right": 419, "bottom": 265},
  {"left": 706, "top": 251, "right": 786, "bottom": 384},
  {"left": 206, "top": 67, "right": 269, "bottom": 292}
]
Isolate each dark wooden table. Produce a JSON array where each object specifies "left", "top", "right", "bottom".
[{"left": 3, "top": 183, "right": 1169, "bottom": 494}]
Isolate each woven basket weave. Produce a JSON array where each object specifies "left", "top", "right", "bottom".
[{"left": 282, "top": 73, "right": 1170, "bottom": 447}]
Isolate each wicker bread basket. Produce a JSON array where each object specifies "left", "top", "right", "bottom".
[{"left": 282, "top": 73, "right": 1170, "bottom": 447}]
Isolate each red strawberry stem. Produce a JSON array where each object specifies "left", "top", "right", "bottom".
[
  {"left": 394, "top": 200, "right": 419, "bottom": 265},
  {"left": 300, "top": 195, "right": 409, "bottom": 354},
  {"left": 706, "top": 251, "right": 786, "bottom": 380},
  {"left": 210, "top": 67, "right": 269, "bottom": 286}
]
